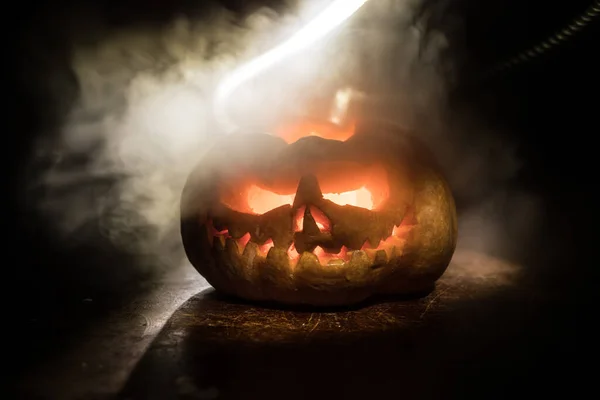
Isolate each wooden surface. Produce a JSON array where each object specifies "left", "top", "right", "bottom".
[{"left": 16, "top": 249, "right": 549, "bottom": 400}]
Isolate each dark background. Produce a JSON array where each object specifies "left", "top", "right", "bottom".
[{"left": 10, "top": 0, "right": 599, "bottom": 398}]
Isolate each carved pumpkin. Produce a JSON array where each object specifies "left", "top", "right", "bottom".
[{"left": 180, "top": 120, "right": 457, "bottom": 307}]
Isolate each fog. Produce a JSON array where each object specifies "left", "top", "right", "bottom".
[{"left": 26, "top": 0, "right": 540, "bottom": 284}]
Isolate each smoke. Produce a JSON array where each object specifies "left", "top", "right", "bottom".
[
  {"left": 399, "top": 3, "right": 544, "bottom": 264},
  {"left": 26, "top": 0, "right": 540, "bottom": 285},
  {"left": 28, "top": 0, "right": 369, "bottom": 274}
]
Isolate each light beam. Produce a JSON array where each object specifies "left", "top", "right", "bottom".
[{"left": 214, "top": 0, "right": 370, "bottom": 132}]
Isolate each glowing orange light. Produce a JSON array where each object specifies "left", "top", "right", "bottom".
[
  {"left": 258, "top": 239, "right": 275, "bottom": 256},
  {"left": 247, "top": 186, "right": 295, "bottom": 215},
  {"left": 247, "top": 185, "right": 373, "bottom": 214},
  {"left": 294, "top": 206, "right": 306, "bottom": 232},
  {"left": 308, "top": 206, "right": 331, "bottom": 231},
  {"left": 323, "top": 187, "right": 372, "bottom": 209},
  {"left": 313, "top": 245, "right": 349, "bottom": 264},
  {"left": 236, "top": 232, "right": 251, "bottom": 252},
  {"left": 209, "top": 112, "right": 411, "bottom": 265},
  {"left": 287, "top": 243, "right": 300, "bottom": 260},
  {"left": 208, "top": 214, "right": 416, "bottom": 266},
  {"left": 275, "top": 120, "right": 355, "bottom": 144}
]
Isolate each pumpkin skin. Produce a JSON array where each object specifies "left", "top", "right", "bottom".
[{"left": 180, "top": 123, "right": 457, "bottom": 307}]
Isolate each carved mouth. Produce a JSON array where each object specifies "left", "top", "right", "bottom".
[
  {"left": 204, "top": 169, "right": 415, "bottom": 268},
  {"left": 205, "top": 206, "right": 416, "bottom": 267}
]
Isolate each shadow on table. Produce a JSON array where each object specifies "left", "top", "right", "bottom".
[{"left": 119, "top": 276, "right": 573, "bottom": 400}]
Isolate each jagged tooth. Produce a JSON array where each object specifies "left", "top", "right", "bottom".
[
  {"left": 327, "top": 259, "right": 345, "bottom": 267},
  {"left": 224, "top": 237, "right": 242, "bottom": 278},
  {"left": 363, "top": 248, "right": 376, "bottom": 259},
  {"left": 214, "top": 235, "right": 226, "bottom": 251},
  {"left": 242, "top": 241, "right": 259, "bottom": 267},
  {"left": 260, "top": 204, "right": 294, "bottom": 247},
  {"left": 379, "top": 245, "right": 393, "bottom": 261},
  {"left": 256, "top": 241, "right": 274, "bottom": 258},
  {"left": 234, "top": 233, "right": 251, "bottom": 254},
  {"left": 374, "top": 249, "right": 387, "bottom": 265},
  {"left": 296, "top": 251, "right": 321, "bottom": 271},
  {"left": 295, "top": 250, "right": 348, "bottom": 287},
  {"left": 258, "top": 247, "right": 294, "bottom": 289},
  {"left": 345, "top": 250, "right": 370, "bottom": 282},
  {"left": 265, "top": 246, "right": 287, "bottom": 264},
  {"left": 350, "top": 250, "right": 369, "bottom": 264},
  {"left": 225, "top": 237, "right": 239, "bottom": 256}
]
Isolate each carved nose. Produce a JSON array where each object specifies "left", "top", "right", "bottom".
[{"left": 292, "top": 174, "right": 323, "bottom": 209}]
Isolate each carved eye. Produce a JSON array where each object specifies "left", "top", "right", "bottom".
[
  {"left": 246, "top": 185, "right": 375, "bottom": 215},
  {"left": 246, "top": 186, "right": 294, "bottom": 214},
  {"left": 218, "top": 160, "right": 389, "bottom": 216}
]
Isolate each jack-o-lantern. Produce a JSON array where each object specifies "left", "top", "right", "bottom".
[{"left": 180, "top": 120, "right": 457, "bottom": 307}]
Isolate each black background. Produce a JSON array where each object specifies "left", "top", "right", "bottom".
[{"left": 10, "top": 0, "right": 599, "bottom": 397}]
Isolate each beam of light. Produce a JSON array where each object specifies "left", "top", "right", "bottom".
[{"left": 214, "top": 0, "right": 370, "bottom": 133}]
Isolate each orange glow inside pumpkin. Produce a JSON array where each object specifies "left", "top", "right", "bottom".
[
  {"left": 210, "top": 179, "right": 414, "bottom": 267},
  {"left": 207, "top": 209, "right": 415, "bottom": 266},
  {"left": 207, "top": 120, "right": 415, "bottom": 266},
  {"left": 243, "top": 121, "right": 384, "bottom": 214},
  {"left": 275, "top": 119, "right": 355, "bottom": 143},
  {"left": 247, "top": 185, "right": 374, "bottom": 214}
]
